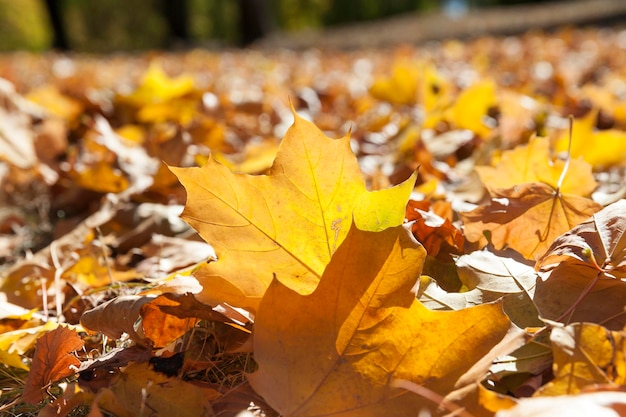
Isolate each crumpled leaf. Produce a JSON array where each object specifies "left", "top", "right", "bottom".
[
  {"left": 461, "top": 182, "right": 601, "bottom": 260},
  {"left": 249, "top": 224, "right": 521, "bottom": 417},
  {"left": 537, "top": 323, "right": 626, "bottom": 396},
  {"left": 475, "top": 135, "right": 597, "bottom": 197},
  {"left": 171, "top": 111, "right": 416, "bottom": 310},
  {"left": 405, "top": 199, "right": 464, "bottom": 260},
  {"left": 534, "top": 199, "right": 626, "bottom": 328},
  {"left": 21, "top": 325, "right": 84, "bottom": 404}
]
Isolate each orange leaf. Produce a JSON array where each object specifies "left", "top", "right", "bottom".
[
  {"left": 461, "top": 183, "right": 601, "bottom": 260},
  {"left": 249, "top": 224, "right": 521, "bottom": 416},
  {"left": 21, "top": 326, "right": 84, "bottom": 404},
  {"left": 406, "top": 199, "right": 464, "bottom": 259}
]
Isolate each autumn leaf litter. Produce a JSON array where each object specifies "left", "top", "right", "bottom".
[{"left": 1, "top": 27, "right": 626, "bottom": 416}]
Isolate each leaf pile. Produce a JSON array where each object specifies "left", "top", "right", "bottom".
[{"left": 1, "top": 26, "right": 626, "bottom": 416}]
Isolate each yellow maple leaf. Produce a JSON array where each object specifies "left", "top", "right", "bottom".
[
  {"left": 475, "top": 135, "right": 597, "bottom": 197},
  {"left": 555, "top": 110, "right": 626, "bottom": 168},
  {"left": 249, "top": 224, "right": 520, "bottom": 417},
  {"left": 369, "top": 62, "right": 419, "bottom": 105},
  {"left": 171, "top": 112, "right": 416, "bottom": 310},
  {"left": 122, "top": 62, "right": 195, "bottom": 105},
  {"left": 446, "top": 79, "right": 497, "bottom": 138}
]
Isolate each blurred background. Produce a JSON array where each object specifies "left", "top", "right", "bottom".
[{"left": 2, "top": 0, "right": 621, "bottom": 52}]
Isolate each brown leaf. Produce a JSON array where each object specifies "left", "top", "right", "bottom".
[
  {"left": 537, "top": 199, "right": 626, "bottom": 274},
  {"left": 461, "top": 183, "right": 601, "bottom": 260},
  {"left": 21, "top": 326, "right": 84, "bottom": 404},
  {"left": 81, "top": 295, "right": 154, "bottom": 345},
  {"left": 534, "top": 200, "right": 626, "bottom": 328}
]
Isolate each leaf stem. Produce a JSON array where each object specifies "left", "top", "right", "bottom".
[{"left": 555, "top": 115, "right": 573, "bottom": 192}]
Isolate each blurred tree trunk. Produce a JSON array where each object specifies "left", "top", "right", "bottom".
[
  {"left": 163, "top": 0, "right": 190, "bottom": 47},
  {"left": 239, "top": 0, "right": 271, "bottom": 46},
  {"left": 43, "top": 0, "right": 69, "bottom": 50}
]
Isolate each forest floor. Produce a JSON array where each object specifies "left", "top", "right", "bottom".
[{"left": 1, "top": 8, "right": 626, "bottom": 416}]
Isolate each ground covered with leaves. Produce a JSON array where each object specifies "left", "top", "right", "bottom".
[{"left": 1, "top": 26, "right": 626, "bottom": 417}]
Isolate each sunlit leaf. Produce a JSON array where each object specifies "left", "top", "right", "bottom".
[
  {"left": 461, "top": 183, "right": 601, "bottom": 260},
  {"left": 249, "top": 224, "right": 521, "bottom": 417},
  {"left": 537, "top": 323, "right": 626, "bottom": 395},
  {"left": 171, "top": 111, "right": 416, "bottom": 310}
]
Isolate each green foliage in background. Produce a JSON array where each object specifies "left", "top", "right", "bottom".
[
  {"left": 0, "top": 0, "right": 559, "bottom": 52},
  {"left": 0, "top": 0, "right": 51, "bottom": 51}
]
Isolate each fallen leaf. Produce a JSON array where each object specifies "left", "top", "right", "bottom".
[
  {"left": 249, "top": 223, "right": 520, "bottom": 416},
  {"left": 461, "top": 182, "right": 601, "bottom": 260},
  {"left": 536, "top": 199, "right": 626, "bottom": 274},
  {"left": 100, "top": 362, "right": 218, "bottom": 417},
  {"left": 119, "top": 62, "right": 195, "bottom": 106},
  {"left": 534, "top": 200, "right": 626, "bottom": 328},
  {"left": 405, "top": 199, "right": 464, "bottom": 259},
  {"left": 447, "top": 79, "right": 497, "bottom": 138},
  {"left": 0, "top": 78, "right": 45, "bottom": 170},
  {"left": 456, "top": 250, "right": 542, "bottom": 328},
  {"left": 555, "top": 110, "right": 626, "bottom": 168},
  {"left": 25, "top": 85, "right": 83, "bottom": 125},
  {"left": 212, "top": 382, "right": 279, "bottom": 417},
  {"left": 369, "top": 61, "right": 419, "bottom": 105},
  {"left": 21, "top": 325, "right": 84, "bottom": 404},
  {"left": 171, "top": 111, "right": 416, "bottom": 310},
  {"left": 475, "top": 135, "right": 597, "bottom": 197},
  {"left": 81, "top": 295, "right": 154, "bottom": 345},
  {"left": 537, "top": 323, "right": 626, "bottom": 396}
]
